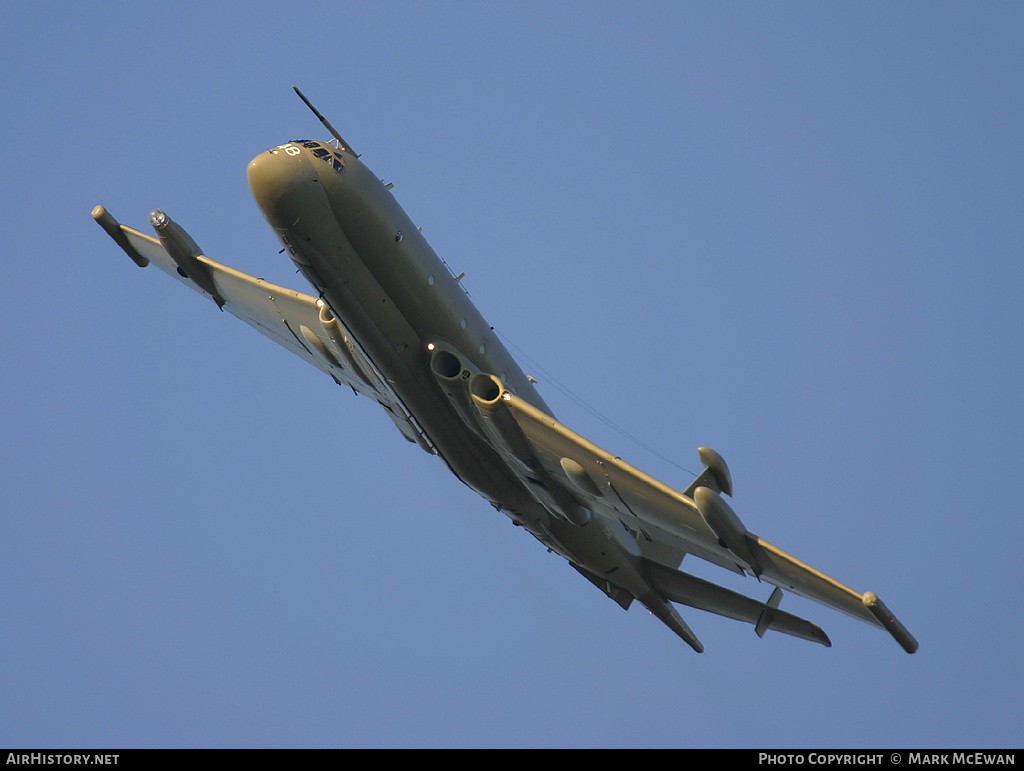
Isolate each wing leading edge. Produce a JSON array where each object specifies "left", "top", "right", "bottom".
[
  {"left": 471, "top": 379, "right": 917, "bottom": 653},
  {"left": 92, "top": 206, "right": 436, "bottom": 453},
  {"left": 93, "top": 201, "right": 917, "bottom": 654}
]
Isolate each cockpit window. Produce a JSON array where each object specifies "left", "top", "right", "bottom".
[
  {"left": 284, "top": 140, "right": 345, "bottom": 174},
  {"left": 313, "top": 146, "right": 344, "bottom": 174}
]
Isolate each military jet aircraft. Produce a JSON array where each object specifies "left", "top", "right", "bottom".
[{"left": 93, "top": 88, "right": 917, "bottom": 654}]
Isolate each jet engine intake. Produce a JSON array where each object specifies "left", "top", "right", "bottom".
[
  {"left": 430, "top": 347, "right": 468, "bottom": 382},
  {"left": 427, "top": 345, "right": 493, "bottom": 442},
  {"left": 469, "top": 372, "right": 503, "bottom": 404},
  {"left": 467, "top": 372, "right": 590, "bottom": 526}
]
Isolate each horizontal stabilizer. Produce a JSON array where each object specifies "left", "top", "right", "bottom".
[
  {"left": 638, "top": 590, "right": 704, "bottom": 653},
  {"left": 643, "top": 559, "right": 831, "bottom": 647}
]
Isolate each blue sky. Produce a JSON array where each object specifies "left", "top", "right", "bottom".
[{"left": 2, "top": 1, "right": 1022, "bottom": 748}]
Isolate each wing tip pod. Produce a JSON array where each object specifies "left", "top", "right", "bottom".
[
  {"left": 92, "top": 205, "right": 149, "bottom": 268},
  {"left": 862, "top": 592, "right": 919, "bottom": 654}
]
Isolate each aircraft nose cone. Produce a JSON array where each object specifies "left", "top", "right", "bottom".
[
  {"left": 247, "top": 147, "right": 308, "bottom": 210},
  {"left": 247, "top": 145, "right": 328, "bottom": 228}
]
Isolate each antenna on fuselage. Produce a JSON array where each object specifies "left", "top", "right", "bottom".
[{"left": 293, "top": 86, "right": 359, "bottom": 157}]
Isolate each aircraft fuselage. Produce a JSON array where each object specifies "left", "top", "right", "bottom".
[
  {"left": 246, "top": 139, "right": 649, "bottom": 588},
  {"left": 93, "top": 110, "right": 918, "bottom": 652}
]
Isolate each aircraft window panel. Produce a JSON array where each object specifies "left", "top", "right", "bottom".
[{"left": 313, "top": 148, "right": 330, "bottom": 158}]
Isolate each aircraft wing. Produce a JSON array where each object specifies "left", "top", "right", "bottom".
[
  {"left": 92, "top": 206, "right": 435, "bottom": 450},
  {"left": 469, "top": 379, "right": 918, "bottom": 652}
]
